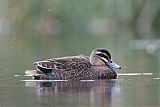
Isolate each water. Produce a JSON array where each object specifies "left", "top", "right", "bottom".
[{"left": 0, "top": 75, "right": 159, "bottom": 107}]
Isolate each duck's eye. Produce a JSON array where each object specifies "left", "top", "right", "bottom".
[{"left": 110, "top": 60, "right": 112, "bottom": 63}]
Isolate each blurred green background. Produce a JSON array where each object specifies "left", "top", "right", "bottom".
[{"left": 0, "top": 0, "right": 160, "bottom": 75}]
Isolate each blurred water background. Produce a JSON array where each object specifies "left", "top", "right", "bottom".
[{"left": 0, "top": 0, "right": 160, "bottom": 107}]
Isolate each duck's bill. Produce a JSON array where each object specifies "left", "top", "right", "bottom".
[{"left": 107, "top": 61, "right": 121, "bottom": 69}]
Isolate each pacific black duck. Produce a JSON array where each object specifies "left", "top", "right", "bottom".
[{"left": 25, "top": 48, "right": 121, "bottom": 80}]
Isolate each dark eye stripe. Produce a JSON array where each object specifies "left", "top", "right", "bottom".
[
  {"left": 100, "top": 50, "right": 111, "bottom": 59},
  {"left": 96, "top": 49, "right": 111, "bottom": 59},
  {"left": 96, "top": 53, "right": 110, "bottom": 61}
]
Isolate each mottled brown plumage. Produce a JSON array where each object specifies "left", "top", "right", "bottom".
[{"left": 25, "top": 48, "right": 121, "bottom": 80}]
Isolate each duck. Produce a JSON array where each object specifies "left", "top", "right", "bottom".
[{"left": 25, "top": 48, "right": 121, "bottom": 80}]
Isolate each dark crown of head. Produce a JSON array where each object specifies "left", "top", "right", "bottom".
[{"left": 95, "top": 48, "right": 111, "bottom": 59}]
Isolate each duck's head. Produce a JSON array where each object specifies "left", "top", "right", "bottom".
[{"left": 90, "top": 48, "right": 121, "bottom": 69}]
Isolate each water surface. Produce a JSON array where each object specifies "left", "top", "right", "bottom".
[{"left": 0, "top": 74, "right": 159, "bottom": 107}]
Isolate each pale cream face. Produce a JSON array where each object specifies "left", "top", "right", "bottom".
[
  {"left": 99, "top": 57, "right": 108, "bottom": 63},
  {"left": 95, "top": 58, "right": 106, "bottom": 66}
]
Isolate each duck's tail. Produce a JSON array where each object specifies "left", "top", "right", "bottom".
[{"left": 25, "top": 70, "right": 44, "bottom": 80}]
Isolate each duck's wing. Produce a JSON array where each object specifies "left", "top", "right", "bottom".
[{"left": 34, "top": 55, "right": 90, "bottom": 78}]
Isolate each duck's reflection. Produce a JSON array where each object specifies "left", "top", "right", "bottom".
[{"left": 25, "top": 80, "right": 120, "bottom": 107}]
